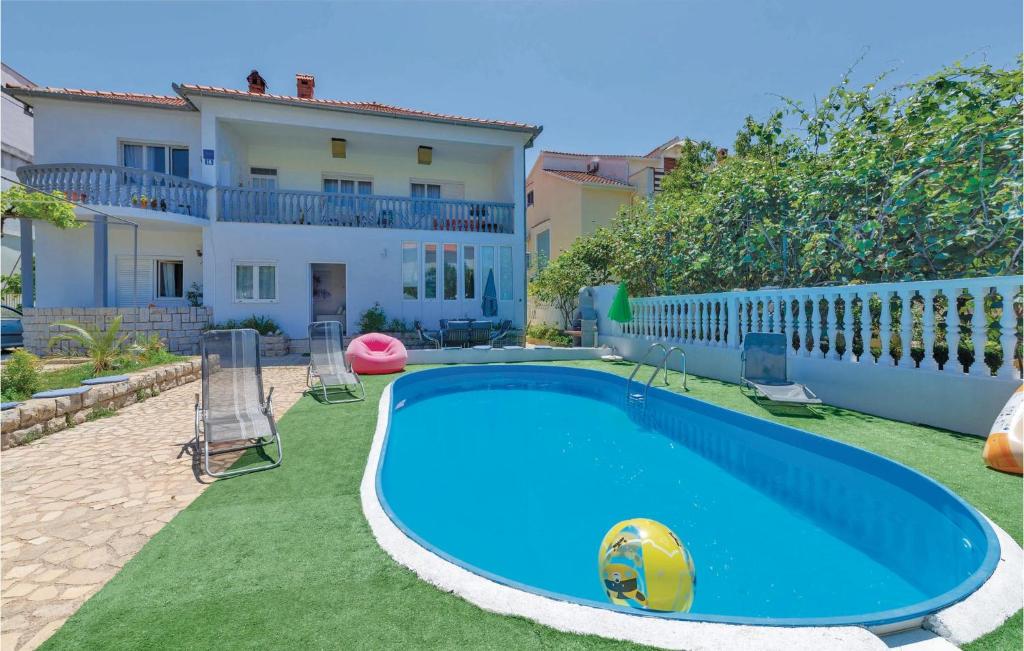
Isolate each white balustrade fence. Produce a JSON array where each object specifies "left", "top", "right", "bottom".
[{"left": 592, "top": 275, "right": 1023, "bottom": 436}]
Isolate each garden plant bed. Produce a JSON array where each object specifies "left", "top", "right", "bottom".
[{"left": 0, "top": 358, "right": 200, "bottom": 449}]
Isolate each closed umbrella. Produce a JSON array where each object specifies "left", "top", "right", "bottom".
[
  {"left": 607, "top": 282, "right": 633, "bottom": 323},
  {"left": 482, "top": 269, "right": 498, "bottom": 317}
]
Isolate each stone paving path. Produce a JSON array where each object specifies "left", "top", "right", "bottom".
[{"left": 1, "top": 357, "right": 309, "bottom": 651}]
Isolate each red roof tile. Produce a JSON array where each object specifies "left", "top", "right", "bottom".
[
  {"left": 545, "top": 169, "right": 634, "bottom": 189},
  {"left": 542, "top": 150, "right": 649, "bottom": 160},
  {"left": 175, "top": 83, "right": 540, "bottom": 133},
  {"left": 3, "top": 84, "right": 190, "bottom": 109}
]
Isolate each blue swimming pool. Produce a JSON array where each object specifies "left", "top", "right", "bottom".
[{"left": 376, "top": 365, "right": 999, "bottom": 626}]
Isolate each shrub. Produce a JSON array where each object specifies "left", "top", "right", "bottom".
[
  {"left": 186, "top": 282, "right": 203, "bottom": 307},
  {"left": 49, "top": 315, "right": 133, "bottom": 373},
  {"left": 239, "top": 315, "right": 281, "bottom": 336},
  {"left": 386, "top": 318, "right": 410, "bottom": 333},
  {"left": 1, "top": 349, "right": 41, "bottom": 400},
  {"left": 526, "top": 323, "right": 572, "bottom": 347},
  {"left": 359, "top": 303, "right": 387, "bottom": 333}
]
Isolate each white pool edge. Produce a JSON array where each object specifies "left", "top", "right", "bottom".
[{"left": 360, "top": 380, "right": 1023, "bottom": 651}]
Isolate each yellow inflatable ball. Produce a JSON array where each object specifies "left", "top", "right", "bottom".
[{"left": 597, "top": 518, "right": 696, "bottom": 612}]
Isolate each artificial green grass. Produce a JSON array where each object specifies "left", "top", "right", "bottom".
[{"left": 41, "top": 361, "right": 1021, "bottom": 650}]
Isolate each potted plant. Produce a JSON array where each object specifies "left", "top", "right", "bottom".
[
  {"left": 140, "top": 195, "right": 149, "bottom": 209},
  {"left": 130, "top": 194, "right": 139, "bottom": 206}
]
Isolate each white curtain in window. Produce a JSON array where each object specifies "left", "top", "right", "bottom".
[
  {"left": 258, "top": 266, "right": 276, "bottom": 300},
  {"left": 123, "top": 144, "right": 143, "bottom": 169},
  {"left": 146, "top": 146, "right": 166, "bottom": 173},
  {"left": 160, "top": 262, "right": 177, "bottom": 297},
  {"left": 236, "top": 266, "right": 254, "bottom": 300}
]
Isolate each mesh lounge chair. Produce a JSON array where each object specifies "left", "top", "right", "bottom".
[
  {"left": 470, "top": 320, "right": 493, "bottom": 346},
  {"left": 194, "top": 329, "right": 282, "bottom": 478},
  {"left": 443, "top": 321, "right": 471, "bottom": 348},
  {"left": 307, "top": 321, "right": 366, "bottom": 403},
  {"left": 740, "top": 332, "right": 822, "bottom": 405}
]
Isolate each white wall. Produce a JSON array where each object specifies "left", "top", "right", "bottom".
[
  {"left": 206, "top": 222, "right": 523, "bottom": 338},
  {"left": 31, "top": 99, "right": 202, "bottom": 180}
]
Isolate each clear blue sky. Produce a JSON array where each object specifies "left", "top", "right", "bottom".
[{"left": 3, "top": 1, "right": 1020, "bottom": 167}]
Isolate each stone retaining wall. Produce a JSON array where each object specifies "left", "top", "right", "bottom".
[
  {"left": 22, "top": 307, "right": 213, "bottom": 356},
  {"left": 0, "top": 359, "right": 201, "bottom": 449}
]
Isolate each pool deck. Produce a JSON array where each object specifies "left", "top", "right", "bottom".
[{"left": 362, "top": 375, "right": 1023, "bottom": 651}]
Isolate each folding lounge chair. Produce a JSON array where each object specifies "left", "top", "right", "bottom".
[
  {"left": 195, "top": 329, "right": 282, "bottom": 478},
  {"left": 307, "top": 320, "right": 366, "bottom": 403},
  {"left": 740, "top": 332, "right": 822, "bottom": 406}
]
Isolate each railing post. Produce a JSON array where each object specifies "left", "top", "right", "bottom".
[
  {"left": 826, "top": 292, "right": 840, "bottom": 360},
  {"left": 840, "top": 292, "right": 854, "bottom": 362},
  {"left": 920, "top": 289, "right": 937, "bottom": 371},
  {"left": 879, "top": 291, "right": 893, "bottom": 366},
  {"left": 803, "top": 294, "right": 814, "bottom": 357},
  {"left": 859, "top": 291, "right": 873, "bottom": 363},
  {"left": 997, "top": 280, "right": 1020, "bottom": 379},
  {"left": 970, "top": 286, "right": 990, "bottom": 377},
  {"left": 727, "top": 296, "right": 739, "bottom": 347},
  {"left": 897, "top": 289, "right": 914, "bottom": 368}
]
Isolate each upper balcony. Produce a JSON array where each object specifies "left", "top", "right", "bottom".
[
  {"left": 17, "top": 163, "right": 516, "bottom": 234},
  {"left": 17, "top": 163, "right": 210, "bottom": 219}
]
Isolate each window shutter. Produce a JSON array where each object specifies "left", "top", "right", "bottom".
[
  {"left": 441, "top": 182, "right": 465, "bottom": 200},
  {"left": 116, "top": 256, "right": 154, "bottom": 307}
]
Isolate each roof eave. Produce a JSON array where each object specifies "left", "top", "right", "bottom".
[
  {"left": 174, "top": 84, "right": 542, "bottom": 139},
  {"left": 3, "top": 85, "right": 194, "bottom": 111}
]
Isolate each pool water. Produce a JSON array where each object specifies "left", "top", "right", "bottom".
[{"left": 377, "top": 366, "right": 997, "bottom": 625}]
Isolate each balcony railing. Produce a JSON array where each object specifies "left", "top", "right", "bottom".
[
  {"left": 218, "top": 187, "right": 514, "bottom": 234},
  {"left": 17, "top": 164, "right": 210, "bottom": 219}
]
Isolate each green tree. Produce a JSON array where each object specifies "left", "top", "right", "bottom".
[
  {"left": 529, "top": 232, "right": 615, "bottom": 327},
  {"left": 1, "top": 186, "right": 80, "bottom": 231}
]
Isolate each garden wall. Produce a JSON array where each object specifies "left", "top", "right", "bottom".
[
  {"left": 22, "top": 307, "right": 212, "bottom": 356},
  {"left": 0, "top": 358, "right": 201, "bottom": 449}
]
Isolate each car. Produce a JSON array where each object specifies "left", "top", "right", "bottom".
[{"left": 1, "top": 304, "right": 23, "bottom": 350}]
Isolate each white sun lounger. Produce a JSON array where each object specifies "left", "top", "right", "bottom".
[
  {"left": 740, "top": 332, "right": 821, "bottom": 405},
  {"left": 307, "top": 321, "right": 365, "bottom": 404}
]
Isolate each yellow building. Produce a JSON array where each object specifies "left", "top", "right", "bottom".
[{"left": 526, "top": 137, "right": 691, "bottom": 270}]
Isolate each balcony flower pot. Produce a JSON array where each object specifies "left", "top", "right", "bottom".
[{"left": 140, "top": 196, "right": 149, "bottom": 209}]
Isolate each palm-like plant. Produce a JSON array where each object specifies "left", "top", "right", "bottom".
[{"left": 49, "top": 315, "right": 133, "bottom": 373}]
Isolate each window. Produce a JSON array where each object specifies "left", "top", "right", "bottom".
[
  {"left": 156, "top": 260, "right": 183, "bottom": 298},
  {"left": 402, "top": 242, "right": 419, "bottom": 299},
  {"left": 423, "top": 244, "right": 438, "bottom": 299},
  {"left": 536, "top": 229, "right": 550, "bottom": 270},
  {"left": 499, "top": 246, "right": 513, "bottom": 300},
  {"left": 324, "top": 176, "right": 373, "bottom": 195},
  {"left": 443, "top": 244, "right": 457, "bottom": 300},
  {"left": 411, "top": 183, "right": 441, "bottom": 199},
  {"left": 527, "top": 190, "right": 534, "bottom": 207},
  {"left": 463, "top": 246, "right": 475, "bottom": 299},
  {"left": 235, "top": 263, "right": 277, "bottom": 302},
  {"left": 122, "top": 142, "right": 189, "bottom": 178}
]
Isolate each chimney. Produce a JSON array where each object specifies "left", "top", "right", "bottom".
[
  {"left": 246, "top": 70, "right": 267, "bottom": 95},
  {"left": 716, "top": 147, "right": 728, "bottom": 163},
  {"left": 296, "top": 73, "right": 315, "bottom": 99}
]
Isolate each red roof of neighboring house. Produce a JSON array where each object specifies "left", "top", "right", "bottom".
[
  {"left": 545, "top": 169, "right": 634, "bottom": 189},
  {"left": 3, "top": 84, "right": 190, "bottom": 109},
  {"left": 174, "top": 83, "right": 541, "bottom": 134},
  {"left": 542, "top": 149, "right": 649, "bottom": 160}
]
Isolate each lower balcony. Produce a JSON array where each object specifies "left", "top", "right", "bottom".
[
  {"left": 17, "top": 163, "right": 210, "bottom": 219},
  {"left": 218, "top": 187, "right": 514, "bottom": 234}
]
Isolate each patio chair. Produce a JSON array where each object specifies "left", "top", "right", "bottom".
[
  {"left": 470, "top": 320, "right": 492, "bottom": 346},
  {"left": 740, "top": 332, "right": 821, "bottom": 406},
  {"left": 307, "top": 321, "right": 366, "bottom": 403},
  {"left": 194, "top": 329, "right": 282, "bottom": 478},
  {"left": 416, "top": 325, "right": 441, "bottom": 349},
  {"left": 443, "top": 321, "right": 471, "bottom": 348},
  {"left": 488, "top": 319, "right": 513, "bottom": 344}
]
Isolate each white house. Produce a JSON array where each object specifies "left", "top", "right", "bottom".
[
  {"left": 2, "top": 63, "right": 36, "bottom": 282},
  {"left": 5, "top": 71, "right": 541, "bottom": 342}
]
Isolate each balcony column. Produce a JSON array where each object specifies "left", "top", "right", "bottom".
[
  {"left": 20, "top": 218, "right": 33, "bottom": 308},
  {"left": 93, "top": 215, "right": 108, "bottom": 306}
]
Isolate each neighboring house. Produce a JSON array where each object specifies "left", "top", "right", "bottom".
[
  {"left": 6, "top": 71, "right": 540, "bottom": 339},
  {"left": 1, "top": 64, "right": 36, "bottom": 282},
  {"left": 526, "top": 137, "right": 700, "bottom": 269}
]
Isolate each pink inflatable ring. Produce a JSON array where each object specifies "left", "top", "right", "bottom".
[{"left": 346, "top": 333, "right": 408, "bottom": 375}]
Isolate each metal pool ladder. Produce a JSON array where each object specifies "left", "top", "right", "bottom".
[{"left": 626, "top": 343, "right": 687, "bottom": 404}]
